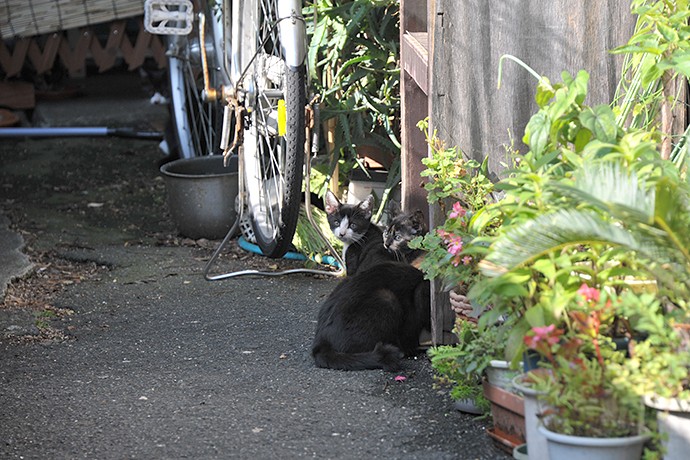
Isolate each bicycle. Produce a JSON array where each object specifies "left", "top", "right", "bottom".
[
  {"left": 145, "top": 0, "right": 310, "bottom": 261},
  {"left": 145, "top": 0, "right": 343, "bottom": 278}
]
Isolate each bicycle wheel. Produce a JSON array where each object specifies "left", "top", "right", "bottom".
[
  {"left": 239, "top": 0, "right": 306, "bottom": 258},
  {"left": 167, "top": 1, "right": 225, "bottom": 159}
]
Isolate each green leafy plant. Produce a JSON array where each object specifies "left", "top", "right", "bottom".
[
  {"left": 524, "top": 285, "right": 646, "bottom": 437},
  {"left": 305, "top": 0, "right": 401, "bottom": 183},
  {"left": 470, "top": 67, "right": 672, "bottom": 363},
  {"left": 428, "top": 318, "right": 506, "bottom": 414},
  {"left": 416, "top": 119, "right": 494, "bottom": 214},
  {"left": 618, "top": 293, "right": 690, "bottom": 402},
  {"left": 612, "top": 0, "right": 690, "bottom": 160},
  {"left": 410, "top": 119, "right": 497, "bottom": 291}
]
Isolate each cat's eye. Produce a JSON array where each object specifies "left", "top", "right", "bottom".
[
  {"left": 350, "top": 224, "right": 357, "bottom": 230},
  {"left": 334, "top": 220, "right": 340, "bottom": 226},
  {"left": 395, "top": 234, "right": 402, "bottom": 241}
]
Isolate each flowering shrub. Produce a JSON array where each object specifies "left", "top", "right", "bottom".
[
  {"left": 410, "top": 119, "right": 497, "bottom": 291},
  {"left": 524, "top": 284, "right": 645, "bottom": 437},
  {"left": 411, "top": 201, "right": 487, "bottom": 291}
]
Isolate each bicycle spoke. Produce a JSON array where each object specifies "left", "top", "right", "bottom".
[{"left": 240, "top": 0, "right": 305, "bottom": 257}]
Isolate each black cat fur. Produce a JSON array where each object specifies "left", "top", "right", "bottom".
[
  {"left": 311, "top": 261, "right": 431, "bottom": 371},
  {"left": 325, "top": 191, "right": 399, "bottom": 276},
  {"left": 383, "top": 203, "right": 427, "bottom": 266}
]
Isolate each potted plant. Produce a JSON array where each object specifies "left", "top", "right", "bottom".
[
  {"left": 410, "top": 119, "right": 524, "bottom": 450},
  {"left": 521, "top": 285, "right": 650, "bottom": 458},
  {"left": 618, "top": 293, "right": 690, "bottom": 459},
  {"left": 428, "top": 317, "right": 494, "bottom": 416},
  {"left": 410, "top": 118, "right": 497, "bottom": 303},
  {"left": 428, "top": 317, "right": 526, "bottom": 452},
  {"left": 512, "top": 371, "right": 550, "bottom": 460}
]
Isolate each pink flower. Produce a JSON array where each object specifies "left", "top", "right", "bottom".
[
  {"left": 447, "top": 236, "right": 463, "bottom": 256},
  {"left": 449, "top": 202, "right": 466, "bottom": 219},
  {"left": 525, "top": 324, "right": 564, "bottom": 350},
  {"left": 394, "top": 375, "right": 407, "bottom": 382},
  {"left": 462, "top": 256, "right": 472, "bottom": 266},
  {"left": 577, "top": 283, "right": 600, "bottom": 303}
]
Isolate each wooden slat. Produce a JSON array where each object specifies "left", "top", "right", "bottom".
[
  {"left": 401, "top": 32, "right": 429, "bottom": 95},
  {"left": 0, "top": 38, "right": 30, "bottom": 77},
  {"left": 1, "top": 0, "right": 144, "bottom": 39},
  {"left": 90, "top": 21, "right": 126, "bottom": 72},
  {"left": 27, "top": 33, "right": 61, "bottom": 74},
  {"left": 431, "top": 0, "right": 638, "bottom": 175},
  {"left": 120, "top": 19, "right": 153, "bottom": 71},
  {"left": 58, "top": 29, "right": 93, "bottom": 77}
]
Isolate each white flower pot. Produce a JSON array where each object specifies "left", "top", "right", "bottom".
[
  {"left": 645, "top": 395, "right": 690, "bottom": 460},
  {"left": 454, "top": 397, "right": 484, "bottom": 415},
  {"left": 512, "top": 374, "right": 549, "bottom": 460},
  {"left": 486, "top": 360, "right": 520, "bottom": 392},
  {"left": 538, "top": 425, "right": 649, "bottom": 460}
]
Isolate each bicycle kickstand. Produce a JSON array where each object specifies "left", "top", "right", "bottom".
[{"left": 202, "top": 95, "right": 345, "bottom": 280}]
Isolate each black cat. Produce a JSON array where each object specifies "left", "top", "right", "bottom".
[
  {"left": 383, "top": 205, "right": 427, "bottom": 266},
  {"left": 325, "top": 191, "right": 395, "bottom": 276},
  {"left": 311, "top": 261, "right": 431, "bottom": 371}
]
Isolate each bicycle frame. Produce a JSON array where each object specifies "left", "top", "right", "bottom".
[
  {"left": 145, "top": 0, "right": 344, "bottom": 278},
  {"left": 216, "top": 0, "right": 306, "bottom": 97}
]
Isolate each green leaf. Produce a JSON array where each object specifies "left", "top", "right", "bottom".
[
  {"left": 505, "top": 320, "right": 531, "bottom": 362},
  {"left": 532, "top": 259, "right": 556, "bottom": 279},
  {"left": 524, "top": 305, "right": 546, "bottom": 327},
  {"left": 579, "top": 105, "right": 618, "bottom": 143},
  {"left": 573, "top": 128, "right": 592, "bottom": 152},
  {"left": 524, "top": 111, "right": 550, "bottom": 156},
  {"left": 658, "top": 22, "right": 679, "bottom": 42},
  {"left": 535, "top": 77, "right": 555, "bottom": 107}
]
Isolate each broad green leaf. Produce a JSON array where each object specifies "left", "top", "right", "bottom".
[
  {"left": 524, "top": 304, "right": 546, "bottom": 327},
  {"left": 658, "top": 22, "right": 679, "bottom": 42},
  {"left": 532, "top": 259, "right": 557, "bottom": 279},
  {"left": 579, "top": 105, "right": 618, "bottom": 143},
  {"left": 524, "top": 111, "right": 550, "bottom": 157},
  {"left": 535, "top": 77, "right": 555, "bottom": 107}
]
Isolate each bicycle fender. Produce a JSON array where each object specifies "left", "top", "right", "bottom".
[{"left": 277, "top": 1, "right": 306, "bottom": 68}]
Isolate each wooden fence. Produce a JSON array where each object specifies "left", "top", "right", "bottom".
[
  {"left": 0, "top": 1, "right": 166, "bottom": 80},
  {"left": 400, "top": 0, "right": 690, "bottom": 344},
  {"left": 430, "top": 0, "right": 642, "bottom": 177}
]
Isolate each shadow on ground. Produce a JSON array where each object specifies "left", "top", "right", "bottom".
[{"left": 0, "top": 68, "right": 508, "bottom": 459}]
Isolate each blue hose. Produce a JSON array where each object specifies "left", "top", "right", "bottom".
[{"left": 237, "top": 237, "right": 341, "bottom": 268}]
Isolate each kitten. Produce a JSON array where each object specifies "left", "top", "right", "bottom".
[
  {"left": 383, "top": 205, "right": 427, "bottom": 267},
  {"left": 325, "top": 191, "right": 394, "bottom": 276},
  {"left": 311, "top": 261, "right": 431, "bottom": 371}
]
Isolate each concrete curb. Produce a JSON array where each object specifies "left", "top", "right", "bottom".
[{"left": 0, "top": 213, "right": 33, "bottom": 301}]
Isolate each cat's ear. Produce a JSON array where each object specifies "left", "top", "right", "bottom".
[
  {"left": 359, "top": 195, "right": 375, "bottom": 219},
  {"left": 388, "top": 200, "right": 401, "bottom": 217},
  {"left": 411, "top": 210, "right": 428, "bottom": 234},
  {"left": 324, "top": 190, "right": 341, "bottom": 215}
]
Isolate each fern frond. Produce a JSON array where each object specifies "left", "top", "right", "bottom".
[{"left": 483, "top": 209, "right": 641, "bottom": 274}]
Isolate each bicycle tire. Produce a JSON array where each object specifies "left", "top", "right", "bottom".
[
  {"left": 167, "top": 1, "right": 225, "bottom": 159},
  {"left": 240, "top": 0, "right": 306, "bottom": 258}
]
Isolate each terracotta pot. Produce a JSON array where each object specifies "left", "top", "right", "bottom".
[{"left": 483, "top": 380, "right": 526, "bottom": 453}]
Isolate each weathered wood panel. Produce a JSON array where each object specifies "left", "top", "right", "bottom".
[
  {"left": 400, "top": 0, "right": 430, "bottom": 218},
  {"left": 431, "top": 0, "right": 638, "bottom": 177}
]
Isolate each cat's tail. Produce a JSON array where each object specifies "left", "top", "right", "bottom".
[{"left": 312, "top": 341, "right": 403, "bottom": 371}]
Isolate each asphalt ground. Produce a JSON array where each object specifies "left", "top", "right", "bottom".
[{"left": 0, "top": 67, "right": 508, "bottom": 459}]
